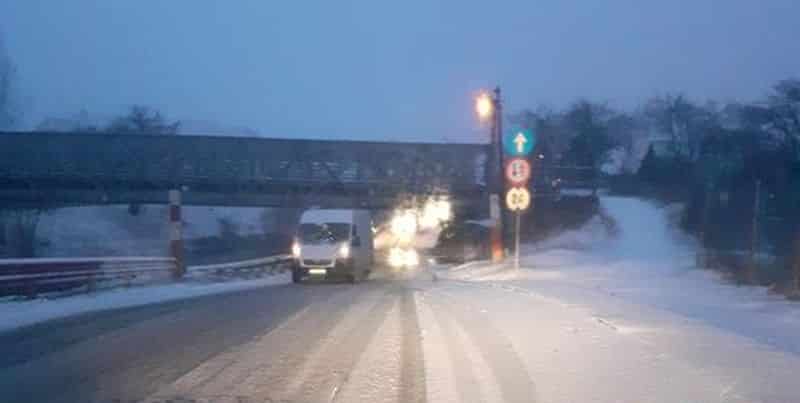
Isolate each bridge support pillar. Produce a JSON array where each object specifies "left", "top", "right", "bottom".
[{"left": 168, "top": 189, "right": 185, "bottom": 278}]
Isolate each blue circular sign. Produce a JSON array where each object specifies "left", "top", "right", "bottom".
[{"left": 503, "top": 129, "right": 536, "bottom": 156}]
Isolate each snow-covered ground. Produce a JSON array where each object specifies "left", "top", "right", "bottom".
[
  {"left": 428, "top": 196, "right": 800, "bottom": 402},
  {"left": 0, "top": 273, "right": 290, "bottom": 333},
  {"left": 36, "top": 205, "right": 269, "bottom": 257},
  {"left": 443, "top": 196, "right": 800, "bottom": 355}
]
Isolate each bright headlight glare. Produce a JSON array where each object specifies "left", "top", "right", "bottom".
[
  {"left": 390, "top": 210, "right": 417, "bottom": 242},
  {"left": 389, "top": 247, "right": 405, "bottom": 268},
  {"left": 405, "top": 249, "right": 419, "bottom": 267},
  {"left": 339, "top": 244, "right": 350, "bottom": 258},
  {"left": 292, "top": 242, "right": 301, "bottom": 258},
  {"left": 389, "top": 247, "right": 419, "bottom": 268}
]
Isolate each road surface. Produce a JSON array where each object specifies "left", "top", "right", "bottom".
[{"left": 2, "top": 264, "right": 799, "bottom": 402}]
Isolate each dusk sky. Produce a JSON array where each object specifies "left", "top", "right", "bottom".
[{"left": 1, "top": 1, "right": 799, "bottom": 142}]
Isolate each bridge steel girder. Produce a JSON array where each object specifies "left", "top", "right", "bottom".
[
  {"left": 0, "top": 131, "right": 490, "bottom": 209},
  {"left": 0, "top": 187, "right": 488, "bottom": 210}
]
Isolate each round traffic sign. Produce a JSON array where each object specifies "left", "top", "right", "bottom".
[
  {"left": 505, "top": 158, "right": 531, "bottom": 185},
  {"left": 503, "top": 128, "right": 536, "bottom": 156},
  {"left": 505, "top": 187, "right": 531, "bottom": 211}
]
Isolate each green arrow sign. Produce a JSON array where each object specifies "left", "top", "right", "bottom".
[{"left": 503, "top": 129, "right": 535, "bottom": 156}]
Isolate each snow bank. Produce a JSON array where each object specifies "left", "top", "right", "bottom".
[
  {"left": 0, "top": 273, "right": 290, "bottom": 333},
  {"left": 528, "top": 215, "right": 612, "bottom": 253},
  {"left": 442, "top": 196, "right": 800, "bottom": 355}
]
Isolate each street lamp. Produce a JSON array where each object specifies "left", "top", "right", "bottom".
[
  {"left": 475, "top": 87, "right": 505, "bottom": 262},
  {"left": 476, "top": 92, "right": 493, "bottom": 121}
]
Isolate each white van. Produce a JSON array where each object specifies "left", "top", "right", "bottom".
[{"left": 291, "top": 209, "right": 374, "bottom": 283}]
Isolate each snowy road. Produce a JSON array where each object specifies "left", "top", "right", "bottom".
[
  {"left": 2, "top": 196, "right": 800, "bottom": 402},
  {"left": 3, "top": 271, "right": 797, "bottom": 402}
]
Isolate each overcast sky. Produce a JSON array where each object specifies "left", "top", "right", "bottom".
[{"left": 1, "top": 1, "right": 799, "bottom": 142}]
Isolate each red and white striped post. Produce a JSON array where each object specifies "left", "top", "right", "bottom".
[{"left": 168, "top": 189, "right": 185, "bottom": 278}]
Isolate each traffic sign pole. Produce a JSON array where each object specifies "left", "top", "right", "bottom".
[
  {"left": 514, "top": 210, "right": 521, "bottom": 271},
  {"left": 502, "top": 128, "right": 536, "bottom": 271}
]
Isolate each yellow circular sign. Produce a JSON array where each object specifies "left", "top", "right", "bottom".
[{"left": 505, "top": 187, "right": 531, "bottom": 211}]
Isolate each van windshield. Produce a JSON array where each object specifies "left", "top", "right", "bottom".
[{"left": 298, "top": 223, "right": 350, "bottom": 244}]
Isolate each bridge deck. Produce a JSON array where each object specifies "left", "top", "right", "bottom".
[{"left": 0, "top": 132, "right": 489, "bottom": 208}]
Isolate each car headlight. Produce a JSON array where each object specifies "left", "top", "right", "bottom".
[
  {"left": 405, "top": 249, "right": 419, "bottom": 267},
  {"left": 389, "top": 247, "right": 404, "bottom": 268},
  {"left": 339, "top": 244, "right": 350, "bottom": 259},
  {"left": 292, "top": 242, "right": 301, "bottom": 258},
  {"left": 388, "top": 247, "right": 418, "bottom": 268}
]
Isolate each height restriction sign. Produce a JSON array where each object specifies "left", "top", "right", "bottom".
[{"left": 505, "top": 158, "right": 531, "bottom": 185}]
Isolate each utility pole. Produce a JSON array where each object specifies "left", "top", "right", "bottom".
[
  {"left": 477, "top": 87, "right": 505, "bottom": 262},
  {"left": 748, "top": 180, "right": 761, "bottom": 284},
  {"left": 794, "top": 234, "right": 800, "bottom": 296},
  {"left": 492, "top": 87, "right": 506, "bottom": 261},
  {"left": 699, "top": 182, "right": 712, "bottom": 267},
  {"left": 492, "top": 87, "right": 512, "bottom": 254},
  {"left": 168, "top": 189, "right": 185, "bottom": 278}
]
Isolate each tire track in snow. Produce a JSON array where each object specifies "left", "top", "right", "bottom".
[
  {"left": 421, "top": 292, "right": 483, "bottom": 402},
  {"left": 423, "top": 288, "right": 538, "bottom": 403},
  {"left": 415, "top": 292, "right": 461, "bottom": 403},
  {"left": 144, "top": 284, "right": 367, "bottom": 402},
  {"left": 399, "top": 290, "right": 427, "bottom": 403},
  {"left": 282, "top": 287, "right": 397, "bottom": 403}
]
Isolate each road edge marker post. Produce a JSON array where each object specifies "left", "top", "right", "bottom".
[{"left": 169, "top": 189, "right": 185, "bottom": 279}]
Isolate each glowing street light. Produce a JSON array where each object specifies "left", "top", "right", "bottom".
[{"left": 476, "top": 92, "right": 493, "bottom": 121}]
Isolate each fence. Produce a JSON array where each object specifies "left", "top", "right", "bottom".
[{"left": 0, "top": 254, "right": 292, "bottom": 298}]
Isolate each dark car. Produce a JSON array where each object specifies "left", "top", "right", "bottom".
[{"left": 432, "top": 221, "right": 491, "bottom": 264}]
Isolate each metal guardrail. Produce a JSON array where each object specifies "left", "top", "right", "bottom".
[
  {"left": 0, "top": 254, "right": 293, "bottom": 298},
  {"left": 0, "top": 257, "right": 177, "bottom": 298},
  {"left": 187, "top": 255, "right": 293, "bottom": 277}
]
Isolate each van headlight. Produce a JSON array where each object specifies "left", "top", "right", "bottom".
[
  {"left": 292, "top": 242, "right": 301, "bottom": 258},
  {"left": 339, "top": 244, "right": 350, "bottom": 259}
]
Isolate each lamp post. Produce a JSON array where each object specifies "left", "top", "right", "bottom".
[{"left": 476, "top": 87, "right": 505, "bottom": 262}]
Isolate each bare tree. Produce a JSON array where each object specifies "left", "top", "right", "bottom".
[
  {"left": 607, "top": 113, "right": 636, "bottom": 155},
  {"left": 562, "top": 100, "right": 616, "bottom": 170},
  {"left": 644, "top": 94, "right": 697, "bottom": 159},
  {"left": 0, "top": 34, "right": 21, "bottom": 130},
  {"left": 0, "top": 35, "right": 44, "bottom": 257},
  {"left": 107, "top": 105, "right": 180, "bottom": 134},
  {"left": 766, "top": 79, "right": 800, "bottom": 152}
]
